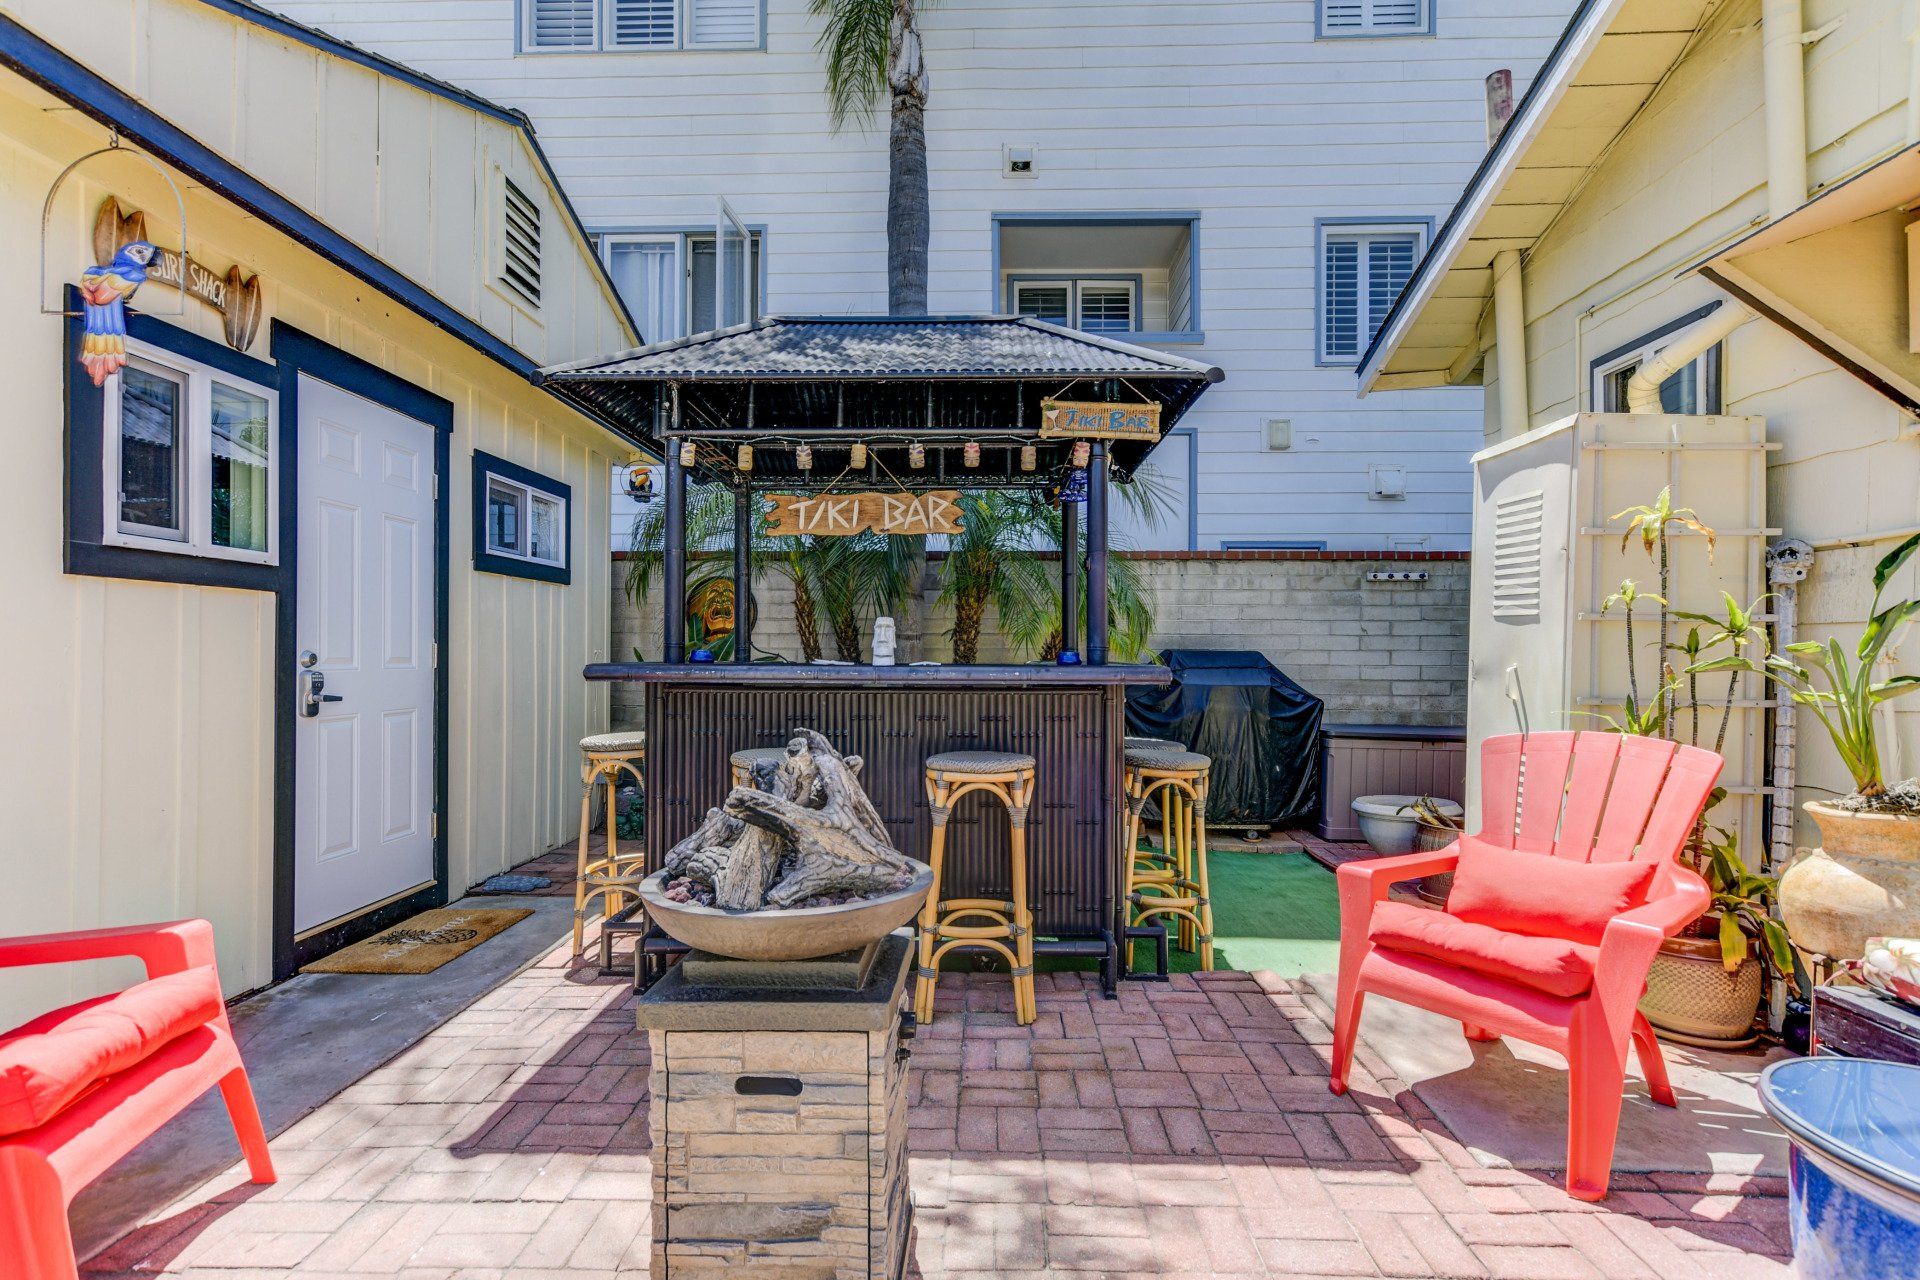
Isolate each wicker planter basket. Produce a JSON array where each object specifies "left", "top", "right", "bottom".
[{"left": 1640, "top": 932, "right": 1763, "bottom": 1047}]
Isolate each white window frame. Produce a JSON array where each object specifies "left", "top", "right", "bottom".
[
  {"left": 1010, "top": 277, "right": 1141, "bottom": 334},
  {"left": 1317, "top": 0, "right": 1434, "bottom": 39},
  {"left": 521, "top": 0, "right": 762, "bottom": 53},
  {"left": 1590, "top": 322, "right": 1724, "bottom": 415},
  {"left": 598, "top": 228, "right": 763, "bottom": 342},
  {"left": 100, "top": 338, "right": 279, "bottom": 566},
  {"left": 1316, "top": 220, "right": 1427, "bottom": 366},
  {"left": 484, "top": 471, "right": 568, "bottom": 569}
]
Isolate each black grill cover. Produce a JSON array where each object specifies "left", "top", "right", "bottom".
[{"left": 1126, "top": 650, "right": 1325, "bottom": 829}]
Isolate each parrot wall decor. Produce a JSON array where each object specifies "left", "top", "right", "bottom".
[{"left": 78, "top": 240, "right": 157, "bottom": 387}]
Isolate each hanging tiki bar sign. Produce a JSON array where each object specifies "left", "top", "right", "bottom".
[
  {"left": 94, "top": 200, "right": 263, "bottom": 352},
  {"left": 764, "top": 489, "right": 965, "bottom": 537},
  {"left": 1038, "top": 399, "right": 1162, "bottom": 441}
]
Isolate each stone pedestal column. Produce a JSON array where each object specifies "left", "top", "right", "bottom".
[{"left": 637, "top": 934, "right": 913, "bottom": 1280}]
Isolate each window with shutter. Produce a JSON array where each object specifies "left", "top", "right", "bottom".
[
  {"left": 1318, "top": 0, "right": 1431, "bottom": 38},
  {"left": 527, "top": 0, "right": 596, "bottom": 47},
  {"left": 1011, "top": 280, "right": 1137, "bottom": 334},
  {"left": 610, "top": 0, "right": 675, "bottom": 46},
  {"left": 687, "top": 0, "right": 761, "bottom": 48},
  {"left": 1317, "top": 222, "right": 1424, "bottom": 364},
  {"left": 1078, "top": 284, "right": 1135, "bottom": 334},
  {"left": 1014, "top": 283, "right": 1071, "bottom": 325},
  {"left": 499, "top": 175, "right": 543, "bottom": 307}
]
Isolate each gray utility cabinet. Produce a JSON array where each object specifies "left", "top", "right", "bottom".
[{"left": 1318, "top": 724, "right": 1465, "bottom": 842}]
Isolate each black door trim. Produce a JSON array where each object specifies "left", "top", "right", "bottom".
[{"left": 270, "top": 322, "right": 454, "bottom": 978}]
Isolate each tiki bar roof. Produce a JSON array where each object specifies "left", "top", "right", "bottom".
[{"left": 536, "top": 315, "right": 1224, "bottom": 488}]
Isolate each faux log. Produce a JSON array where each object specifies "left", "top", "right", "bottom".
[{"left": 666, "top": 729, "right": 919, "bottom": 911}]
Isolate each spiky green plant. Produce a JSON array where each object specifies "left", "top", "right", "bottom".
[
  {"left": 1695, "top": 534, "right": 1920, "bottom": 797},
  {"left": 1614, "top": 487, "right": 1716, "bottom": 733},
  {"left": 1674, "top": 591, "right": 1769, "bottom": 757}
]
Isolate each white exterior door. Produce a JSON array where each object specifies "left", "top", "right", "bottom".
[{"left": 294, "top": 376, "right": 437, "bottom": 934}]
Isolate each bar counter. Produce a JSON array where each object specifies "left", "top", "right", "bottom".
[{"left": 585, "top": 661, "right": 1172, "bottom": 989}]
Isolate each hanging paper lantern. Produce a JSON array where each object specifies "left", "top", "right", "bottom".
[
  {"left": 1019, "top": 444, "right": 1037, "bottom": 472},
  {"left": 1071, "top": 440, "right": 1091, "bottom": 468},
  {"left": 796, "top": 444, "right": 813, "bottom": 471},
  {"left": 850, "top": 442, "right": 868, "bottom": 469},
  {"left": 679, "top": 440, "right": 696, "bottom": 467},
  {"left": 737, "top": 443, "right": 754, "bottom": 472},
  {"left": 908, "top": 442, "right": 925, "bottom": 469},
  {"left": 963, "top": 441, "right": 981, "bottom": 468}
]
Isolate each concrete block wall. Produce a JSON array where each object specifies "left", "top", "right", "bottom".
[{"left": 611, "top": 552, "right": 1468, "bottom": 730}]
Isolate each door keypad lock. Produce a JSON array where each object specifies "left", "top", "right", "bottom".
[{"left": 299, "top": 669, "right": 344, "bottom": 718}]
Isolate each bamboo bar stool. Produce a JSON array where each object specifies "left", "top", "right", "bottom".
[
  {"left": 573, "top": 730, "right": 648, "bottom": 960},
  {"left": 914, "top": 750, "right": 1038, "bottom": 1026},
  {"left": 1123, "top": 737, "right": 1184, "bottom": 882},
  {"left": 1124, "top": 746, "right": 1215, "bottom": 970},
  {"left": 730, "top": 746, "right": 788, "bottom": 788}
]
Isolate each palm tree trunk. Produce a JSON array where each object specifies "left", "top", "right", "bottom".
[
  {"left": 952, "top": 581, "right": 989, "bottom": 664},
  {"left": 793, "top": 572, "right": 822, "bottom": 663},
  {"left": 830, "top": 604, "right": 863, "bottom": 663},
  {"left": 886, "top": 1, "right": 929, "bottom": 315}
]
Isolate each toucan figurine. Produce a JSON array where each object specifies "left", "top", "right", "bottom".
[{"left": 79, "top": 241, "right": 157, "bottom": 387}]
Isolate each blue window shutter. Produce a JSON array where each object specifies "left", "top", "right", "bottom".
[
  {"left": 528, "top": 0, "right": 596, "bottom": 47},
  {"left": 1078, "top": 284, "right": 1136, "bottom": 334}
]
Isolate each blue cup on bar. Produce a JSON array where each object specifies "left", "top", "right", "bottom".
[
  {"left": 690, "top": 649, "right": 715, "bottom": 663},
  {"left": 1056, "top": 650, "right": 1082, "bottom": 666},
  {"left": 1759, "top": 1057, "right": 1920, "bottom": 1280}
]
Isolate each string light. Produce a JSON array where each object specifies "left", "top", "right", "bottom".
[
  {"left": 1019, "top": 444, "right": 1037, "bottom": 472},
  {"left": 679, "top": 440, "right": 695, "bottom": 467},
  {"left": 850, "top": 442, "right": 868, "bottom": 469},
  {"left": 1071, "top": 440, "right": 1091, "bottom": 467},
  {"left": 908, "top": 442, "right": 925, "bottom": 469},
  {"left": 737, "top": 443, "right": 753, "bottom": 472},
  {"left": 796, "top": 444, "right": 813, "bottom": 471},
  {"left": 963, "top": 441, "right": 980, "bottom": 468}
]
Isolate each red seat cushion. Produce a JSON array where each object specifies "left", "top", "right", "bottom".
[
  {"left": 1369, "top": 901, "right": 1600, "bottom": 998},
  {"left": 1446, "top": 838, "right": 1659, "bottom": 945},
  {"left": 0, "top": 967, "right": 222, "bottom": 1136}
]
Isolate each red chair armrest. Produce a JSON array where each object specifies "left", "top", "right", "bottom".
[
  {"left": 1591, "top": 868, "right": 1711, "bottom": 1011},
  {"left": 1335, "top": 844, "right": 1460, "bottom": 935},
  {"left": 0, "top": 920, "right": 217, "bottom": 978}
]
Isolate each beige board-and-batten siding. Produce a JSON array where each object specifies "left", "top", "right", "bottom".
[
  {"left": 1472, "top": 0, "right": 1920, "bottom": 849},
  {"left": 0, "top": 0, "right": 633, "bottom": 1026},
  {"left": 610, "top": 551, "right": 1468, "bottom": 730}
]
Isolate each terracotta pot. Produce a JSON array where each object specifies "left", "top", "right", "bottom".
[
  {"left": 1640, "top": 932, "right": 1763, "bottom": 1045},
  {"left": 1782, "top": 802, "right": 1920, "bottom": 961}
]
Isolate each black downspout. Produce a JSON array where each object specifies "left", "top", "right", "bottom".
[
  {"left": 663, "top": 392, "right": 687, "bottom": 663},
  {"left": 1086, "top": 442, "right": 1109, "bottom": 665},
  {"left": 732, "top": 485, "right": 753, "bottom": 663},
  {"left": 1060, "top": 492, "right": 1080, "bottom": 659}
]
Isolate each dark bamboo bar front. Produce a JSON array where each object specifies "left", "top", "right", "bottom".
[{"left": 543, "top": 315, "right": 1223, "bottom": 992}]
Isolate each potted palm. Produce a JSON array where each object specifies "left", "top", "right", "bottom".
[{"left": 1695, "top": 533, "right": 1920, "bottom": 961}]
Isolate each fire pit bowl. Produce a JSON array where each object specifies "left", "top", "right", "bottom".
[{"left": 637, "top": 864, "right": 934, "bottom": 962}]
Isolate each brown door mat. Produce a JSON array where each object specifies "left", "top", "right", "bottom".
[{"left": 301, "top": 907, "right": 535, "bottom": 975}]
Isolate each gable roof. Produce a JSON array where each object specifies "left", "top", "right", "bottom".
[{"left": 1357, "top": 0, "right": 1722, "bottom": 393}]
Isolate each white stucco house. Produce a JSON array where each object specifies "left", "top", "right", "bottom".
[{"left": 261, "top": 0, "right": 1575, "bottom": 552}]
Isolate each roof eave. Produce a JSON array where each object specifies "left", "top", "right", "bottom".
[{"left": 1355, "top": 0, "right": 1624, "bottom": 395}]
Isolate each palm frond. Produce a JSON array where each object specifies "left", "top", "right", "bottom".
[{"left": 809, "top": 0, "right": 895, "bottom": 128}]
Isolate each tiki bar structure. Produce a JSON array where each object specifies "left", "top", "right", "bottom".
[{"left": 541, "top": 315, "right": 1222, "bottom": 991}]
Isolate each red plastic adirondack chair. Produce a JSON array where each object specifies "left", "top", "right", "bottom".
[
  {"left": 1329, "top": 732, "right": 1722, "bottom": 1201},
  {"left": 0, "top": 920, "right": 275, "bottom": 1279}
]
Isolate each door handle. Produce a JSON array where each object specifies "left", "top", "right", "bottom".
[{"left": 299, "top": 669, "right": 344, "bottom": 718}]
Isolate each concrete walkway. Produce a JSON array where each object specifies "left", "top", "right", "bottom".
[{"left": 79, "top": 921, "right": 1792, "bottom": 1279}]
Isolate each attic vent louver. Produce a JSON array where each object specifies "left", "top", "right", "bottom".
[
  {"left": 1321, "top": 0, "right": 1429, "bottom": 36},
  {"left": 500, "top": 175, "right": 543, "bottom": 308},
  {"left": 1491, "top": 489, "right": 1545, "bottom": 620}
]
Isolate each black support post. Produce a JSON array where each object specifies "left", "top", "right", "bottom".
[
  {"left": 732, "top": 485, "right": 753, "bottom": 663},
  {"left": 1060, "top": 493, "right": 1080, "bottom": 659},
  {"left": 1086, "top": 441, "right": 1110, "bottom": 665},
  {"left": 663, "top": 427, "right": 687, "bottom": 664}
]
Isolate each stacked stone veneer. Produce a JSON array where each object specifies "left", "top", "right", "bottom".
[
  {"left": 611, "top": 551, "right": 1467, "bottom": 729},
  {"left": 642, "top": 988, "right": 911, "bottom": 1278}
]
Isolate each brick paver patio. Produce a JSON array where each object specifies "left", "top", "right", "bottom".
[{"left": 81, "top": 930, "right": 1793, "bottom": 1279}]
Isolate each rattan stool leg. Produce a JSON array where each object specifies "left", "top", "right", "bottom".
[
  {"left": 572, "top": 763, "right": 594, "bottom": 958},
  {"left": 915, "top": 779, "right": 952, "bottom": 1025},
  {"left": 1008, "top": 770, "right": 1036, "bottom": 1026},
  {"left": 1174, "top": 784, "right": 1196, "bottom": 953},
  {"left": 1193, "top": 776, "right": 1215, "bottom": 971}
]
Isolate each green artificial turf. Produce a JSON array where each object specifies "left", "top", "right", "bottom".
[{"left": 933, "top": 848, "right": 1343, "bottom": 980}]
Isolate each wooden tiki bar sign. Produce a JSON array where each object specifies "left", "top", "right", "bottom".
[
  {"left": 765, "top": 490, "right": 965, "bottom": 537},
  {"left": 1039, "top": 399, "right": 1162, "bottom": 441}
]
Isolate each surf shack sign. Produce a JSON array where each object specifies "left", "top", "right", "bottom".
[
  {"left": 1039, "top": 399, "right": 1162, "bottom": 442},
  {"left": 765, "top": 490, "right": 965, "bottom": 537}
]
